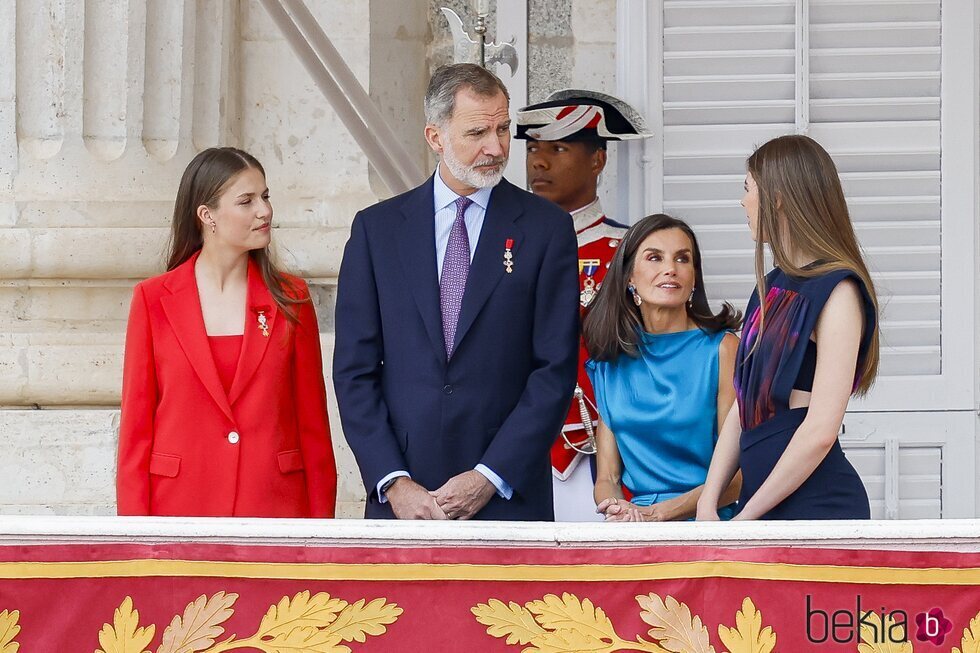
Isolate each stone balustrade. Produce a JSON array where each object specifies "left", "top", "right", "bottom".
[{"left": 3, "top": 514, "right": 980, "bottom": 549}]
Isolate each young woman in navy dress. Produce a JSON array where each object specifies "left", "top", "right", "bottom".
[{"left": 697, "top": 135, "right": 880, "bottom": 521}]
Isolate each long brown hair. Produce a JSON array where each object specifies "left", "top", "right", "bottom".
[
  {"left": 166, "top": 147, "right": 306, "bottom": 322},
  {"left": 583, "top": 213, "right": 742, "bottom": 362},
  {"left": 746, "top": 134, "right": 879, "bottom": 394}
]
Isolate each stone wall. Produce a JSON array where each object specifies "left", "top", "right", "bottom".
[
  {"left": 0, "top": 0, "right": 377, "bottom": 517},
  {"left": 1, "top": 0, "right": 616, "bottom": 517}
]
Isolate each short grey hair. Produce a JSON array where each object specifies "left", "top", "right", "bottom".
[{"left": 424, "top": 64, "right": 510, "bottom": 126}]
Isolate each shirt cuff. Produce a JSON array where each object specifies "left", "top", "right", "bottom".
[
  {"left": 376, "top": 470, "right": 410, "bottom": 504},
  {"left": 475, "top": 464, "right": 513, "bottom": 500}
]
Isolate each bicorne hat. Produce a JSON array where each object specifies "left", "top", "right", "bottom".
[{"left": 515, "top": 89, "right": 652, "bottom": 143}]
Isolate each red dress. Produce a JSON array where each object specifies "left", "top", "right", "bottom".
[{"left": 209, "top": 335, "right": 243, "bottom": 395}]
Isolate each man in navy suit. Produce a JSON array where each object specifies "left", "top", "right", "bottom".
[{"left": 334, "top": 64, "right": 579, "bottom": 521}]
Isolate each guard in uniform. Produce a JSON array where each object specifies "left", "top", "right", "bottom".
[{"left": 516, "top": 90, "right": 653, "bottom": 521}]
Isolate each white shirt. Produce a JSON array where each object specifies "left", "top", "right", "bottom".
[
  {"left": 376, "top": 168, "right": 513, "bottom": 506},
  {"left": 433, "top": 166, "right": 492, "bottom": 279}
]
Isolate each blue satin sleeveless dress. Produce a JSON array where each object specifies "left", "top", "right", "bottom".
[
  {"left": 736, "top": 267, "right": 874, "bottom": 520},
  {"left": 586, "top": 328, "right": 735, "bottom": 519}
]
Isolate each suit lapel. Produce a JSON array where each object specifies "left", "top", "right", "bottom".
[
  {"left": 397, "top": 176, "right": 447, "bottom": 364},
  {"left": 227, "top": 258, "right": 277, "bottom": 405},
  {"left": 160, "top": 253, "right": 236, "bottom": 424},
  {"left": 453, "top": 179, "right": 524, "bottom": 353}
]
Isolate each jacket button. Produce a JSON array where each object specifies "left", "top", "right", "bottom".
[
  {"left": 227, "top": 431, "right": 240, "bottom": 444},
  {"left": 443, "top": 384, "right": 453, "bottom": 395}
]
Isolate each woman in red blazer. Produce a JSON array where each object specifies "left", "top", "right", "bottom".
[{"left": 118, "top": 147, "right": 337, "bottom": 517}]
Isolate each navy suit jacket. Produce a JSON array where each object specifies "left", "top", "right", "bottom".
[{"left": 333, "top": 175, "right": 580, "bottom": 520}]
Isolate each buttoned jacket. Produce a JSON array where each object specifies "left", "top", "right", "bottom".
[
  {"left": 333, "top": 176, "right": 580, "bottom": 520},
  {"left": 117, "top": 252, "right": 337, "bottom": 517}
]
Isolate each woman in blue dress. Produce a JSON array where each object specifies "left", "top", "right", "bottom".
[
  {"left": 697, "top": 135, "right": 879, "bottom": 521},
  {"left": 583, "top": 214, "right": 742, "bottom": 521}
]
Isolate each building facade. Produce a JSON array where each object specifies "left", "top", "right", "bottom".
[
  {"left": 2, "top": 0, "right": 976, "bottom": 519},
  {"left": 0, "top": 0, "right": 617, "bottom": 516}
]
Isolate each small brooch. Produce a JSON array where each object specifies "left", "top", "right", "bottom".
[
  {"left": 252, "top": 305, "right": 271, "bottom": 337},
  {"left": 503, "top": 238, "right": 514, "bottom": 274}
]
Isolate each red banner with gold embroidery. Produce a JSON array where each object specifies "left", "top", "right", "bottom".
[{"left": 1, "top": 542, "right": 978, "bottom": 651}]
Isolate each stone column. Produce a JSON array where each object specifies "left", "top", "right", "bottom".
[{"left": 0, "top": 0, "right": 385, "bottom": 516}]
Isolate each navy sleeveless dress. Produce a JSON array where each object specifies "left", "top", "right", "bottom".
[{"left": 735, "top": 267, "right": 875, "bottom": 520}]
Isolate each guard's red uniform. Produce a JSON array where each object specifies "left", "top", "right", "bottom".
[{"left": 551, "top": 200, "right": 627, "bottom": 480}]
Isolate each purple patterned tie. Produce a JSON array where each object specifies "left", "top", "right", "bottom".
[{"left": 441, "top": 196, "right": 473, "bottom": 357}]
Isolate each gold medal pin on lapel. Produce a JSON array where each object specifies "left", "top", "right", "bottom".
[
  {"left": 504, "top": 238, "right": 514, "bottom": 273},
  {"left": 252, "top": 305, "right": 271, "bottom": 337}
]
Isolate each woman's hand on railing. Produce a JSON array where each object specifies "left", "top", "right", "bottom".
[{"left": 596, "top": 498, "right": 644, "bottom": 522}]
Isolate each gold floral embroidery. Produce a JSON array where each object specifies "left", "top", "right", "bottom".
[
  {"left": 473, "top": 594, "right": 776, "bottom": 653},
  {"left": 857, "top": 611, "right": 911, "bottom": 653},
  {"left": 96, "top": 596, "right": 155, "bottom": 653},
  {"left": 953, "top": 614, "right": 980, "bottom": 653},
  {"left": 7, "top": 593, "right": 980, "bottom": 652},
  {"left": 637, "top": 593, "right": 714, "bottom": 653},
  {"left": 716, "top": 597, "right": 775, "bottom": 653},
  {"left": 157, "top": 591, "right": 236, "bottom": 653},
  {"left": 474, "top": 592, "right": 665, "bottom": 652},
  {"left": 0, "top": 610, "right": 20, "bottom": 653},
  {"left": 475, "top": 596, "right": 980, "bottom": 653},
  {"left": 95, "top": 591, "right": 401, "bottom": 653}
]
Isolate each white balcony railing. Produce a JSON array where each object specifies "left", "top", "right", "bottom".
[{"left": 2, "top": 515, "right": 979, "bottom": 550}]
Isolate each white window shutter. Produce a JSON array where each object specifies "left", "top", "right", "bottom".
[
  {"left": 808, "top": 0, "right": 941, "bottom": 379},
  {"left": 620, "top": 0, "right": 977, "bottom": 518},
  {"left": 661, "top": 0, "right": 796, "bottom": 310},
  {"left": 657, "top": 0, "right": 968, "bottom": 409}
]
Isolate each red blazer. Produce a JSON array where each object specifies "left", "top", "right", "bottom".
[{"left": 117, "top": 252, "right": 337, "bottom": 517}]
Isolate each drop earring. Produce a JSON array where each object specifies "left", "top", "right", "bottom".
[
  {"left": 209, "top": 219, "right": 216, "bottom": 235},
  {"left": 627, "top": 283, "right": 642, "bottom": 307}
]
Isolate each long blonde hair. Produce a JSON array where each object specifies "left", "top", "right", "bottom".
[{"left": 746, "top": 135, "right": 879, "bottom": 395}]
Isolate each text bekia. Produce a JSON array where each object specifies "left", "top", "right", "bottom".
[{"left": 805, "top": 594, "right": 908, "bottom": 644}]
